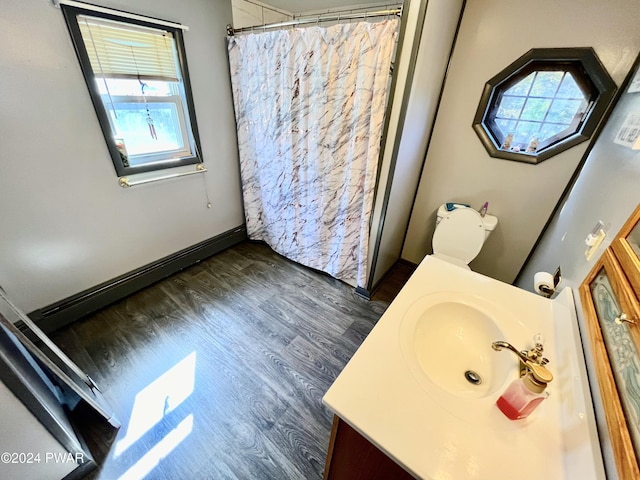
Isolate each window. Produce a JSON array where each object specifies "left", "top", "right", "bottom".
[
  {"left": 473, "top": 48, "right": 616, "bottom": 164},
  {"left": 62, "top": 5, "right": 202, "bottom": 176}
]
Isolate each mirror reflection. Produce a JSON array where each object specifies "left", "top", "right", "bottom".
[
  {"left": 589, "top": 269, "right": 640, "bottom": 457},
  {"left": 627, "top": 221, "right": 640, "bottom": 259}
]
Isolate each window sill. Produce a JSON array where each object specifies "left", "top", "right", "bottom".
[{"left": 118, "top": 163, "right": 206, "bottom": 188}]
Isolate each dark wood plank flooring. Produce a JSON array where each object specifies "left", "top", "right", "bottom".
[{"left": 50, "top": 241, "right": 414, "bottom": 480}]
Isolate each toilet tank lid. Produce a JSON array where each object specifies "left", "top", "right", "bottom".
[
  {"left": 437, "top": 203, "right": 498, "bottom": 232},
  {"left": 482, "top": 214, "right": 498, "bottom": 231}
]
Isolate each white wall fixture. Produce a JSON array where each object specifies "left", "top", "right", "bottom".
[{"left": 584, "top": 221, "right": 608, "bottom": 261}]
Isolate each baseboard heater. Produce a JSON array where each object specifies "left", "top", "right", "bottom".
[{"left": 27, "top": 225, "right": 247, "bottom": 334}]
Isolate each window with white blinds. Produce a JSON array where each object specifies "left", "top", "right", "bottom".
[
  {"left": 62, "top": 5, "right": 202, "bottom": 177},
  {"left": 77, "top": 16, "right": 179, "bottom": 82}
]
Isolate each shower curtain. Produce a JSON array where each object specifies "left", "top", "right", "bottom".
[{"left": 227, "top": 19, "right": 398, "bottom": 287}]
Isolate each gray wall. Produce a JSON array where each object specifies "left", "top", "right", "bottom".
[
  {"left": 516, "top": 58, "right": 640, "bottom": 479},
  {"left": 401, "top": 0, "right": 640, "bottom": 283},
  {"left": 369, "top": 0, "right": 463, "bottom": 287},
  {"left": 0, "top": 0, "right": 244, "bottom": 312}
]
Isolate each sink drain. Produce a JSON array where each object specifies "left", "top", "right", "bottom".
[{"left": 464, "top": 370, "right": 482, "bottom": 385}]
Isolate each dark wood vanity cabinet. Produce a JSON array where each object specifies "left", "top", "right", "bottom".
[{"left": 323, "top": 415, "right": 416, "bottom": 480}]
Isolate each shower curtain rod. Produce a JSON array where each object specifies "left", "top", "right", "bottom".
[{"left": 226, "top": 8, "right": 402, "bottom": 36}]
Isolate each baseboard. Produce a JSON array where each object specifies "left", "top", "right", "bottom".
[
  {"left": 396, "top": 258, "right": 418, "bottom": 270},
  {"left": 354, "top": 286, "right": 371, "bottom": 300},
  {"left": 28, "top": 226, "right": 247, "bottom": 333},
  {"left": 368, "top": 258, "right": 418, "bottom": 297}
]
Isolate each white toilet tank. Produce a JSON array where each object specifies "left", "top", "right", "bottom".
[{"left": 432, "top": 204, "right": 498, "bottom": 268}]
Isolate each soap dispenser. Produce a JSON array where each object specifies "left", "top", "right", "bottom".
[{"left": 496, "top": 362, "right": 553, "bottom": 420}]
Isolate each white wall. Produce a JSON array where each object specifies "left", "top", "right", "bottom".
[
  {"left": 231, "top": 0, "right": 396, "bottom": 26},
  {"left": 0, "top": 381, "right": 79, "bottom": 480},
  {"left": 258, "top": 0, "right": 390, "bottom": 14},
  {"left": 295, "top": 1, "right": 401, "bottom": 17},
  {"left": 0, "top": 0, "right": 244, "bottom": 312},
  {"left": 369, "top": 0, "right": 463, "bottom": 287},
  {"left": 231, "top": 0, "right": 292, "bottom": 29},
  {"left": 367, "top": 0, "right": 421, "bottom": 286},
  {"left": 402, "top": 0, "right": 640, "bottom": 284},
  {"left": 515, "top": 61, "right": 640, "bottom": 480}
]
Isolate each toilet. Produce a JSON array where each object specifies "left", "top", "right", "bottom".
[{"left": 432, "top": 203, "right": 498, "bottom": 270}]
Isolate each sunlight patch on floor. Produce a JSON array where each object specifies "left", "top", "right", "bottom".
[
  {"left": 116, "top": 414, "right": 194, "bottom": 480},
  {"left": 114, "top": 351, "right": 197, "bottom": 458}
]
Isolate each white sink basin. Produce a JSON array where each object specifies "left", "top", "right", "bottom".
[
  {"left": 399, "top": 295, "right": 511, "bottom": 398},
  {"left": 398, "top": 291, "right": 521, "bottom": 425},
  {"left": 323, "top": 255, "right": 604, "bottom": 480}
]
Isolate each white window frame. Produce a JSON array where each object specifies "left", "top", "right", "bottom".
[{"left": 104, "top": 94, "right": 192, "bottom": 166}]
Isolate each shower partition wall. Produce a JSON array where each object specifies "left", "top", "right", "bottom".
[{"left": 227, "top": 18, "right": 399, "bottom": 287}]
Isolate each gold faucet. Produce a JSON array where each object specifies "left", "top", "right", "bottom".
[{"left": 492, "top": 335, "right": 549, "bottom": 378}]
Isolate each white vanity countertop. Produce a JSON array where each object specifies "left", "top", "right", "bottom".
[{"left": 323, "top": 255, "right": 604, "bottom": 480}]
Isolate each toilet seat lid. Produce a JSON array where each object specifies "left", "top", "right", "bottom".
[{"left": 432, "top": 208, "right": 485, "bottom": 264}]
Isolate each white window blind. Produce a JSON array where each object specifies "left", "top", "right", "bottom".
[{"left": 78, "top": 15, "right": 179, "bottom": 81}]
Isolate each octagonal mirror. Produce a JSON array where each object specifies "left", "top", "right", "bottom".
[{"left": 473, "top": 48, "right": 616, "bottom": 164}]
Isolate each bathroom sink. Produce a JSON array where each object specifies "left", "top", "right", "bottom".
[
  {"left": 399, "top": 292, "right": 513, "bottom": 399},
  {"left": 324, "top": 255, "right": 604, "bottom": 480}
]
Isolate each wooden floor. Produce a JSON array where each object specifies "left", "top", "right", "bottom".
[{"left": 51, "top": 241, "right": 414, "bottom": 480}]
